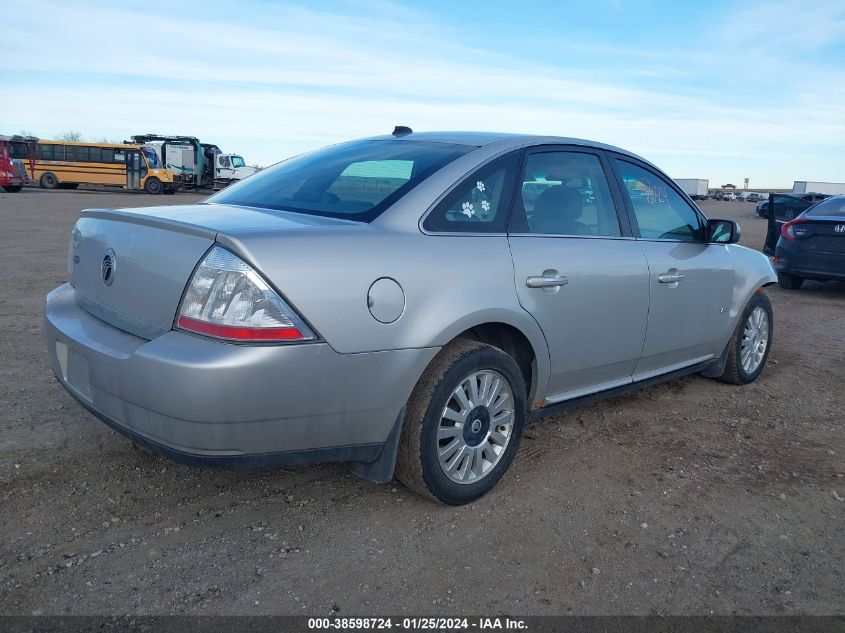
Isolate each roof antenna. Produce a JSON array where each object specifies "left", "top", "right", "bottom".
[{"left": 392, "top": 126, "right": 413, "bottom": 136}]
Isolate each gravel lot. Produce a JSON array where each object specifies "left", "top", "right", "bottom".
[{"left": 1, "top": 188, "right": 843, "bottom": 616}]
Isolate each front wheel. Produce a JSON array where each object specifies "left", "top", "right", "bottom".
[
  {"left": 144, "top": 177, "right": 163, "bottom": 195},
  {"left": 2, "top": 185, "right": 22, "bottom": 193},
  {"left": 716, "top": 291, "right": 773, "bottom": 385},
  {"left": 395, "top": 340, "right": 527, "bottom": 505}
]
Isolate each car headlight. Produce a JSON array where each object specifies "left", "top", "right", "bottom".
[{"left": 176, "top": 245, "right": 316, "bottom": 343}]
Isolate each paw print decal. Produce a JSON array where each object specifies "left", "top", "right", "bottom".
[
  {"left": 462, "top": 201, "right": 475, "bottom": 218},
  {"left": 481, "top": 200, "right": 490, "bottom": 212},
  {"left": 476, "top": 181, "right": 486, "bottom": 192}
]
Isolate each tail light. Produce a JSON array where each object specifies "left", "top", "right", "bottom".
[
  {"left": 780, "top": 218, "right": 808, "bottom": 241},
  {"left": 176, "top": 246, "right": 316, "bottom": 343}
]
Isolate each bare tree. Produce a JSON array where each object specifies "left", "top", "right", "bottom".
[{"left": 57, "top": 131, "right": 83, "bottom": 142}]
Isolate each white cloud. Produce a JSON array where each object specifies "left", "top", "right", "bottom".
[{"left": 0, "top": 0, "right": 843, "bottom": 186}]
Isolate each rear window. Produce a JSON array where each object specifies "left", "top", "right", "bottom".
[
  {"left": 805, "top": 196, "right": 845, "bottom": 218},
  {"left": 208, "top": 140, "right": 473, "bottom": 222}
]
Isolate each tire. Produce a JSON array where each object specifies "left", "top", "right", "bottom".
[
  {"left": 144, "top": 177, "right": 163, "bottom": 195},
  {"left": 2, "top": 185, "right": 22, "bottom": 193},
  {"left": 777, "top": 272, "right": 804, "bottom": 290},
  {"left": 395, "top": 339, "right": 527, "bottom": 505},
  {"left": 40, "top": 173, "right": 59, "bottom": 189},
  {"left": 716, "top": 291, "right": 773, "bottom": 385}
]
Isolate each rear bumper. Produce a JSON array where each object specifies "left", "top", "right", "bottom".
[
  {"left": 44, "top": 284, "right": 437, "bottom": 468},
  {"left": 775, "top": 242, "right": 845, "bottom": 281}
]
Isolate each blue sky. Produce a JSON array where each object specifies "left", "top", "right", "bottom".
[{"left": 2, "top": 0, "right": 844, "bottom": 186}]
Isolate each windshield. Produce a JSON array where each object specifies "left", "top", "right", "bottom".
[
  {"left": 231, "top": 155, "right": 246, "bottom": 168},
  {"left": 208, "top": 140, "right": 473, "bottom": 222},
  {"left": 805, "top": 196, "right": 845, "bottom": 218},
  {"left": 142, "top": 148, "right": 161, "bottom": 168}
]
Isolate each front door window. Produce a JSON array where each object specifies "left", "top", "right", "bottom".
[{"left": 614, "top": 160, "right": 703, "bottom": 241}]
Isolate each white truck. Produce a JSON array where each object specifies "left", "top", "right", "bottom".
[
  {"left": 673, "top": 178, "right": 709, "bottom": 200},
  {"left": 132, "top": 134, "right": 257, "bottom": 189},
  {"left": 213, "top": 153, "right": 258, "bottom": 188},
  {"left": 792, "top": 181, "right": 845, "bottom": 196}
]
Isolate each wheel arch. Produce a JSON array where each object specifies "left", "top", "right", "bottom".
[
  {"left": 429, "top": 311, "right": 550, "bottom": 410},
  {"left": 727, "top": 247, "right": 777, "bottom": 320}
]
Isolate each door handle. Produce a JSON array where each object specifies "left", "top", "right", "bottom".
[
  {"left": 526, "top": 270, "right": 569, "bottom": 289},
  {"left": 658, "top": 271, "right": 686, "bottom": 284}
]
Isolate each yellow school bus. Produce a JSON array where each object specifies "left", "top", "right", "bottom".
[{"left": 32, "top": 141, "right": 180, "bottom": 194}]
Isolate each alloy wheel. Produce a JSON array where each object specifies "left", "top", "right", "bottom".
[
  {"left": 436, "top": 370, "right": 514, "bottom": 484},
  {"left": 741, "top": 306, "right": 769, "bottom": 374}
]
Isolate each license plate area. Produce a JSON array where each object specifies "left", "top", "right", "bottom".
[{"left": 57, "top": 341, "right": 93, "bottom": 403}]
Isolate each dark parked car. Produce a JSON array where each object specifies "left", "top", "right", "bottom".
[
  {"left": 757, "top": 192, "right": 829, "bottom": 219},
  {"left": 774, "top": 195, "right": 845, "bottom": 289}
]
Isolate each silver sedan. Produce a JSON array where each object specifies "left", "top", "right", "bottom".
[{"left": 44, "top": 129, "right": 776, "bottom": 504}]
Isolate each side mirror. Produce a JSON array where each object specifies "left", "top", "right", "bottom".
[{"left": 707, "top": 218, "right": 741, "bottom": 244}]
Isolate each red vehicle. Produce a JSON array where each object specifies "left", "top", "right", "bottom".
[{"left": 0, "top": 135, "right": 37, "bottom": 192}]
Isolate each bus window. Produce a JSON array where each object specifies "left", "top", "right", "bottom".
[{"left": 70, "top": 146, "right": 90, "bottom": 162}]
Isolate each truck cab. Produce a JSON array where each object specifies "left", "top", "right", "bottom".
[
  {"left": 0, "top": 134, "right": 36, "bottom": 192},
  {"left": 214, "top": 154, "right": 257, "bottom": 188}
]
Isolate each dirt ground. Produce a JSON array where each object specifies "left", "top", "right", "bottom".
[{"left": 1, "top": 189, "right": 842, "bottom": 616}]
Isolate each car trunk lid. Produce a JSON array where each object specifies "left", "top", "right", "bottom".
[
  {"left": 793, "top": 218, "right": 845, "bottom": 255},
  {"left": 70, "top": 203, "right": 357, "bottom": 339}
]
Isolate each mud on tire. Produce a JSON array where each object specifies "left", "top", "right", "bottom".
[{"left": 395, "top": 339, "right": 527, "bottom": 505}]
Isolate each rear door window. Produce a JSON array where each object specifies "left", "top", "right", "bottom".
[{"left": 516, "top": 151, "right": 621, "bottom": 237}]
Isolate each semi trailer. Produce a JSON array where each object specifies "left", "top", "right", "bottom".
[
  {"left": 792, "top": 181, "right": 845, "bottom": 196},
  {"left": 673, "top": 178, "right": 709, "bottom": 200}
]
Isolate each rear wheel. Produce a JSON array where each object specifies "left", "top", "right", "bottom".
[
  {"left": 40, "top": 173, "right": 59, "bottom": 189},
  {"left": 2, "top": 185, "right": 22, "bottom": 193},
  {"left": 716, "top": 291, "right": 773, "bottom": 385},
  {"left": 144, "top": 177, "right": 163, "bottom": 195},
  {"left": 395, "top": 340, "right": 527, "bottom": 505},
  {"left": 777, "top": 272, "right": 804, "bottom": 290}
]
